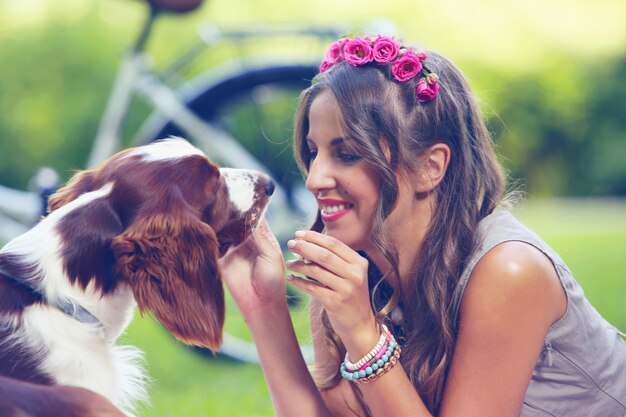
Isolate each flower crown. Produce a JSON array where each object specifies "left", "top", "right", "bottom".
[{"left": 318, "top": 35, "right": 440, "bottom": 103}]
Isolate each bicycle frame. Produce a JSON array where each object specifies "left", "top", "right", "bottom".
[
  {"left": 89, "top": 6, "right": 339, "bottom": 168},
  {"left": 88, "top": 36, "right": 283, "bottom": 175}
]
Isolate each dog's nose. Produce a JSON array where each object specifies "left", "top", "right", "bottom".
[{"left": 265, "top": 180, "right": 275, "bottom": 196}]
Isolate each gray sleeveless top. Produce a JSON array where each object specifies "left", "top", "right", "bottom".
[{"left": 451, "top": 210, "right": 626, "bottom": 417}]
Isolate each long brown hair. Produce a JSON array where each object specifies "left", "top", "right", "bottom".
[{"left": 294, "top": 50, "right": 506, "bottom": 414}]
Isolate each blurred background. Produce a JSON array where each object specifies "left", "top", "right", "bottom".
[{"left": 0, "top": 0, "right": 625, "bottom": 416}]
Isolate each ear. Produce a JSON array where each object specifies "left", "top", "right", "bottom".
[
  {"left": 111, "top": 201, "right": 225, "bottom": 350},
  {"left": 415, "top": 143, "right": 451, "bottom": 193},
  {"left": 48, "top": 170, "right": 96, "bottom": 212}
]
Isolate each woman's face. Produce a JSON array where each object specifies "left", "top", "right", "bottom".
[
  {"left": 305, "top": 90, "right": 420, "bottom": 252},
  {"left": 305, "top": 90, "right": 380, "bottom": 250}
]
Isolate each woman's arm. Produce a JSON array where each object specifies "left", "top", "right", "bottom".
[
  {"left": 309, "top": 297, "right": 367, "bottom": 416},
  {"left": 247, "top": 299, "right": 331, "bottom": 416},
  {"left": 288, "top": 234, "right": 567, "bottom": 417},
  {"left": 308, "top": 297, "right": 432, "bottom": 417},
  {"left": 287, "top": 232, "right": 433, "bottom": 417},
  {"left": 219, "top": 220, "right": 331, "bottom": 417}
]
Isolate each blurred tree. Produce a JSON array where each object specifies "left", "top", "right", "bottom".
[
  {"left": 582, "top": 56, "right": 626, "bottom": 195},
  {"left": 488, "top": 54, "right": 626, "bottom": 196},
  {"left": 0, "top": 14, "right": 123, "bottom": 189}
]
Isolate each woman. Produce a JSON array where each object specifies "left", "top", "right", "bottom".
[{"left": 220, "top": 35, "right": 626, "bottom": 417}]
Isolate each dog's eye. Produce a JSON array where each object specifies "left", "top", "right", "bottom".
[{"left": 218, "top": 239, "right": 235, "bottom": 255}]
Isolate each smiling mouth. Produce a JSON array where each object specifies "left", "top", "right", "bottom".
[
  {"left": 320, "top": 203, "right": 353, "bottom": 215},
  {"left": 320, "top": 203, "right": 353, "bottom": 221}
]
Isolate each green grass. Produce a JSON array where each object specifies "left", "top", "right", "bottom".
[
  {"left": 513, "top": 198, "right": 626, "bottom": 330},
  {"left": 120, "top": 198, "right": 626, "bottom": 416}
]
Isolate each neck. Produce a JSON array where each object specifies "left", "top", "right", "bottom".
[
  {"left": 366, "top": 243, "right": 421, "bottom": 290},
  {"left": 366, "top": 192, "right": 434, "bottom": 289}
]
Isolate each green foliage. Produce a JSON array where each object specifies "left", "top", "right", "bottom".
[
  {"left": 0, "top": 12, "right": 125, "bottom": 188},
  {"left": 1, "top": 3, "right": 625, "bottom": 196},
  {"left": 583, "top": 58, "right": 626, "bottom": 195},
  {"left": 486, "top": 55, "right": 626, "bottom": 196}
]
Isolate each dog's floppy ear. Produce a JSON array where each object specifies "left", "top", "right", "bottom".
[
  {"left": 48, "top": 169, "right": 96, "bottom": 212},
  {"left": 111, "top": 193, "right": 224, "bottom": 350}
]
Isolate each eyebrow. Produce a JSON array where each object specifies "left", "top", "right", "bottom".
[{"left": 305, "top": 137, "right": 347, "bottom": 146}]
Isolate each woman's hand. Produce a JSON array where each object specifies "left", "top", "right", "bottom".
[
  {"left": 219, "top": 218, "right": 287, "bottom": 318},
  {"left": 286, "top": 230, "right": 379, "bottom": 357}
]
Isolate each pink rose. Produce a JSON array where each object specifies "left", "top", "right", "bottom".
[
  {"left": 416, "top": 52, "right": 427, "bottom": 61},
  {"left": 372, "top": 36, "right": 399, "bottom": 64},
  {"left": 391, "top": 51, "right": 423, "bottom": 82},
  {"left": 319, "top": 59, "right": 334, "bottom": 73},
  {"left": 325, "top": 38, "right": 347, "bottom": 64},
  {"left": 416, "top": 77, "right": 440, "bottom": 103},
  {"left": 343, "top": 37, "right": 373, "bottom": 66}
]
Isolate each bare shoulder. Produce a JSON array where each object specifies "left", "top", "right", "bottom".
[
  {"left": 441, "top": 242, "right": 568, "bottom": 415},
  {"left": 461, "top": 240, "right": 567, "bottom": 330}
]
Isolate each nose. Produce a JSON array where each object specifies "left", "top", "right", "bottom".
[
  {"left": 265, "top": 179, "right": 275, "bottom": 196},
  {"left": 305, "top": 157, "right": 335, "bottom": 193}
]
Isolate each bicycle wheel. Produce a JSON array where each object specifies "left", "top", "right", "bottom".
[{"left": 135, "top": 63, "right": 318, "bottom": 363}]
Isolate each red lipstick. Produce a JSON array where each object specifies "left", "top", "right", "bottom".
[{"left": 318, "top": 198, "right": 353, "bottom": 222}]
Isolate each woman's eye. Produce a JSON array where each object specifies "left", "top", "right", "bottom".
[
  {"left": 307, "top": 149, "right": 318, "bottom": 160},
  {"left": 337, "top": 152, "right": 360, "bottom": 162}
]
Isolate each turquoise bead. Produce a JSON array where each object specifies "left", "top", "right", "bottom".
[
  {"left": 372, "top": 363, "right": 379, "bottom": 371},
  {"left": 358, "top": 370, "right": 366, "bottom": 378},
  {"left": 365, "top": 366, "right": 373, "bottom": 375},
  {"left": 377, "top": 359, "right": 384, "bottom": 367}
]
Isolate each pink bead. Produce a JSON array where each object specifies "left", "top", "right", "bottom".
[{"left": 374, "top": 344, "right": 389, "bottom": 361}]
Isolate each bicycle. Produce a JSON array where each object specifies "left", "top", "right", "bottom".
[{"left": 0, "top": 0, "right": 344, "bottom": 363}]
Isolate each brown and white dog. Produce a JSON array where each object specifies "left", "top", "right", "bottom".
[{"left": 0, "top": 137, "right": 274, "bottom": 416}]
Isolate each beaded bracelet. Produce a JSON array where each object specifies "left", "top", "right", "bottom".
[
  {"left": 344, "top": 324, "right": 392, "bottom": 371},
  {"left": 352, "top": 347, "right": 402, "bottom": 384},
  {"left": 344, "top": 326, "right": 389, "bottom": 372},
  {"left": 340, "top": 324, "right": 401, "bottom": 384}
]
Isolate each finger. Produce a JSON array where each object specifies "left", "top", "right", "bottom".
[
  {"left": 285, "top": 259, "right": 348, "bottom": 292},
  {"left": 227, "top": 232, "right": 259, "bottom": 259},
  {"left": 291, "top": 251, "right": 313, "bottom": 265},
  {"left": 252, "top": 218, "right": 282, "bottom": 254},
  {"left": 293, "top": 230, "right": 362, "bottom": 264},
  {"left": 286, "top": 273, "right": 333, "bottom": 296},
  {"left": 254, "top": 218, "right": 276, "bottom": 244},
  {"left": 287, "top": 237, "right": 361, "bottom": 280},
  {"left": 286, "top": 238, "right": 339, "bottom": 273},
  {"left": 222, "top": 218, "right": 274, "bottom": 263}
]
